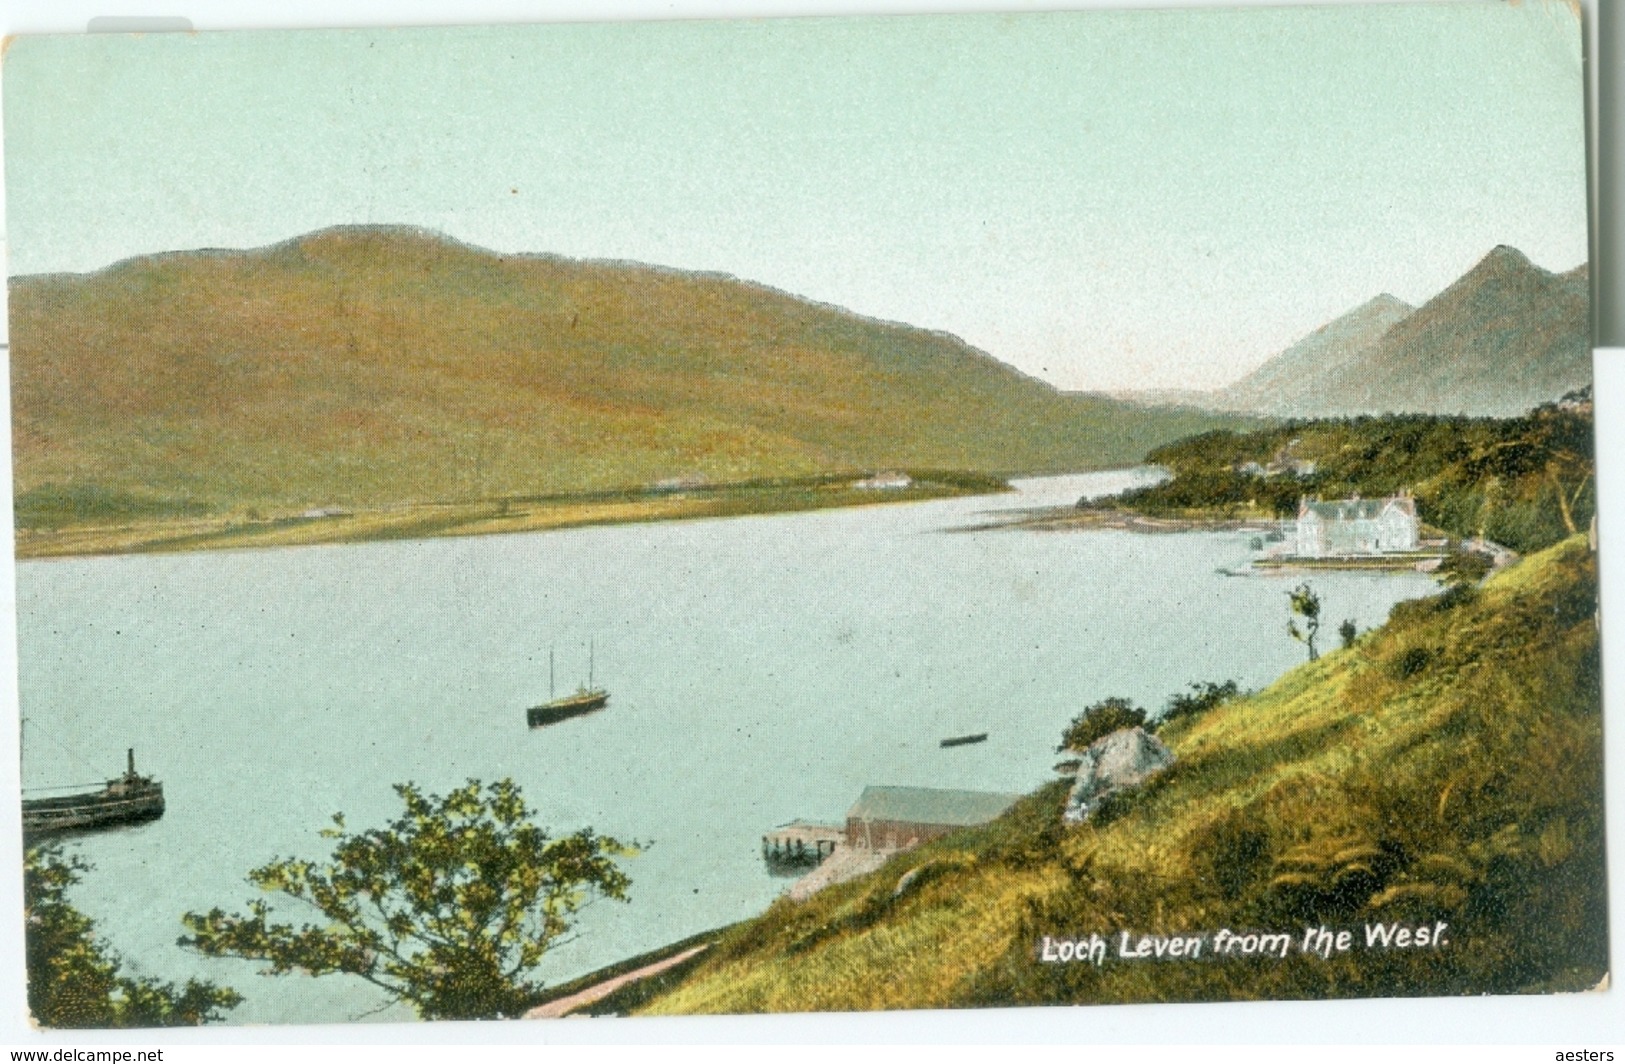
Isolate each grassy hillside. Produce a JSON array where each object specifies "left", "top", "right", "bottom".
[
  {"left": 633, "top": 535, "right": 1604, "bottom": 1012},
  {"left": 9, "top": 225, "right": 1237, "bottom": 530},
  {"left": 1094, "top": 401, "right": 1594, "bottom": 554}
]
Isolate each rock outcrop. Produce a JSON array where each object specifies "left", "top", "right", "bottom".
[{"left": 1060, "top": 727, "right": 1176, "bottom": 824}]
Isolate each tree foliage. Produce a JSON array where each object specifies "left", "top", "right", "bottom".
[
  {"left": 25, "top": 846, "right": 241, "bottom": 1028},
  {"left": 180, "top": 778, "right": 635, "bottom": 1021},
  {"left": 1059, "top": 697, "right": 1147, "bottom": 752},
  {"left": 1436, "top": 549, "right": 1494, "bottom": 587},
  {"left": 1107, "top": 405, "right": 1595, "bottom": 554},
  {"left": 1288, "top": 583, "right": 1322, "bottom": 661}
]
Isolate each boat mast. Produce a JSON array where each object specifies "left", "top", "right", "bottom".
[
  {"left": 589, "top": 640, "right": 595, "bottom": 689},
  {"left": 549, "top": 649, "right": 555, "bottom": 700}
]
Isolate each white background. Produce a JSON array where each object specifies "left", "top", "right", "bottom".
[{"left": 0, "top": 0, "right": 1618, "bottom": 1054}]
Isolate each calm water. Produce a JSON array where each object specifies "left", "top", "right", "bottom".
[{"left": 17, "top": 470, "right": 1437, "bottom": 1024}]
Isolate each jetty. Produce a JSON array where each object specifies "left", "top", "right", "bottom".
[{"left": 761, "top": 820, "right": 843, "bottom": 868}]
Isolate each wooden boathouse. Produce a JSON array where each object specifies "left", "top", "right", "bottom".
[
  {"left": 844, "top": 785, "right": 1022, "bottom": 851},
  {"left": 762, "top": 785, "right": 1024, "bottom": 884}
]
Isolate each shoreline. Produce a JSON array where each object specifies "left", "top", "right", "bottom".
[
  {"left": 13, "top": 474, "right": 1013, "bottom": 561},
  {"left": 958, "top": 504, "right": 1281, "bottom": 535},
  {"left": 965, "top": 504, "right": 1458, "bottom": 573}
]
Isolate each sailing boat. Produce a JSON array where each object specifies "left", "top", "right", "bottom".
[
  {"left": 526, "top": 643, "right": 610, "bottom": 728},
  {"left": 22, "top": 747, "right": 165, "bottom": 839}
]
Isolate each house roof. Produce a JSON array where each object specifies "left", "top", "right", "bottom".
[
  {"left": 1302, "top": 495, "right": 1416, "bottom": 521},
  {"left": 846, "top": 785, "right": 1022, "bottom": 827}
]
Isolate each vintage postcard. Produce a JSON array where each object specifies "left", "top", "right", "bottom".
[{"left": 3, "top": 1, "right": 1602, "bottom": 1032}]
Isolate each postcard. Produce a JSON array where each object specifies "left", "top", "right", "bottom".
[{"left": 2, "top": 0, "right": 1603, "bottom": 1032}]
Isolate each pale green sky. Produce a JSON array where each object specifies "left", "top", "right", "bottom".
[{"left": 1, "top": 2, "right": 1588, "bottom": 390}]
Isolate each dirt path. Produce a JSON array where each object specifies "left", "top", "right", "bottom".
[
  {"left": 787, "top": 845, "right": 894, "bottom": 901},
  {"left": 524, "top": 944, "right": 711, "bottom": 1019}
]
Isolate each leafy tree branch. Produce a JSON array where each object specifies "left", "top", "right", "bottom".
[
  {"left": 25, "top": 846, "right": 240, "bottom": 1028},
  {"left": 180, "top": 778, "right": 636, "bottom": 1021}
]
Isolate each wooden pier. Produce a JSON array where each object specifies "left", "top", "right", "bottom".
[{"left": 762, "top": 820, "right": 843, "bottom": 867}]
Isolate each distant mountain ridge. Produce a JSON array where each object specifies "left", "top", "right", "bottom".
[
  {"left": 1211, "top": 293, "right": 1415, "bottom": 415},
  {"left": 1316, "top": 247, "right": 1590, "bottom": 417},
  {"left": 8, "top": 225, "right": 1236, "bottom": 520},
  {"left": 1120, "top": 246, "right": 1590, "bottom": 418}
]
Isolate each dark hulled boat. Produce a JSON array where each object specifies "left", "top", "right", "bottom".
[
  {"left": 939, "top": 732, "right": 988, "bottom": 748},
  {"left": 527, "top": 687, "right": 610, "bottom": 727},
  {"left": 527, "top": 644, "right": 609, "bottom": 728},
  {"left": 22, "top": 749, "right": 165, "bottom": 839}
]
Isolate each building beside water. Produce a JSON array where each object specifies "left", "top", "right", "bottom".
[
  {"left": 853, "top": 471, "right": 913, "bottom": 490},
  {"left": 843, "top": 785, "right": 1022, "bottom": 851},
  {"left": 1294, "top": 492, "right": 1420, "bottom": 558}
]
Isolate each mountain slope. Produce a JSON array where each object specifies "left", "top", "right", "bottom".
[
  {"left": 1212, "top": 293, "right": 1414, "bottom": 414},
  {"left": 8, "top": 226, "right": 1236, "bottom": 522},
  {"left": 1318, "top": 247, "right": 1591, "bottom": 416},
  {"left": 1124, "top": 247, "right": 1590, "bottom": 419}
]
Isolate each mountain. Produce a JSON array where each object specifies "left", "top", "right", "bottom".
[
  {"left": 1210, "top": 293, "right": 1414, "bottom": 415},
  {"left": 8, "top": 225, "right": 1237, "bottom": 523},
  {"left": 1123, "top": 246, "right": 1591, "bottom": 419},
  {"left": 1317, "top": 247, "right": 1591, "bottom": 417}
]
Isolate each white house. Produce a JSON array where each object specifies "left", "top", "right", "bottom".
[
  {"left": 854, "top": 472, "right": 913, "bottom": 491},
  {"left": 1295, "top": 492, "right": 1419, "bottom": 557}
]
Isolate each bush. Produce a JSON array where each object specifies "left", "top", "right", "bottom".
[
  {"left": 1058, "top": 697, "right": 1146, "bottom": 752},
  {"left": 1432, "top": 583, "right": 1479, "bottom": 612},
  {"left": 1392, "top": 646, "right": 1433, "bottom": 679},
  {"left": 1436, "top": 550, "right": 1494, "bottom": 587},
  {"left": 1160, "top": 680, "right": 1240, "bottom": 726}
]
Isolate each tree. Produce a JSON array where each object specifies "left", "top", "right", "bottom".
[
  {"left": 1287, "top": 583, "right": 1322, "bottom": 661},
  {"left": 1059, "top": 697, "right": 1147, "bottom": 752},
  {"left": 1338, "top": 619, "right": 1358, "bottom": 650},
  {"left": 180, "top": 778, "right": 635, "bottom": 1021},
  {"left": 25, "top": 846, "right": 241, "bottom": 1028}
]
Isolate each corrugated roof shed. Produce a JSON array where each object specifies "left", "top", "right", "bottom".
[{"left": 846, "top": 786, "right": 1022, "bottom": 827}]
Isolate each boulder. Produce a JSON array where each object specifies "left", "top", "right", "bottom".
[{"left": 1061, "top": 726, "right": 1176, "bottom": 825}]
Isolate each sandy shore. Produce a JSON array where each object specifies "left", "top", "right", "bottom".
[{"left": 958, "top": 505, "right": 1280, "bottom": 535}]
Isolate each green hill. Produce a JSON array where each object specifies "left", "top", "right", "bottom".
[
  {"left": 1095, "top": 401, "right": 1596, "bottom": 555},
  {"left": 9, "top": 225, "right": 1235, "bottom": 528},
  {"left": 627, "top": 535, "right": 1604, "bottom": 1013}
]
